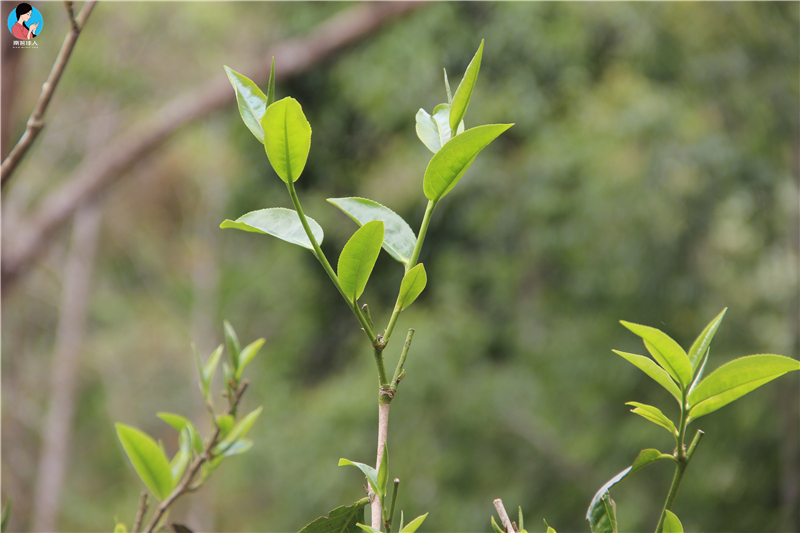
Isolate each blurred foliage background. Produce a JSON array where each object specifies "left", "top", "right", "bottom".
[{"left": 2, "top": 2, "right": 798, "bottom": 532}]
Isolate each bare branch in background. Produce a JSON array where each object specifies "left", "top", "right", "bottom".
[
  {"left": 1, "top": 2, "right": 25, "bottom": 160},
  {"left": 0, "top": 1, "right": 96, "bottom": 186},
  {"left": 1, "top": 1, "right": 424, "bottom": 291}
]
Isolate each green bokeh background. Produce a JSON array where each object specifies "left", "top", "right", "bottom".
[{"left": 2, "top": 2, "right": 798, "bottom": 532}]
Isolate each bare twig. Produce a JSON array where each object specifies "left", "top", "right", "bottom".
[
  {"left": 1, "top": 1, "right": 425, "bottom": 290},
  {"left": 0, "top": 1, "right": 96, "bottom": 186},
  {"left": 493, "top": 499, "right": 515, "bottom": 533},
  {"left": 64, "top": 2, "right": 78, "bottom": 32},
  {"left": 132, "top": 492, "right": 148, "bottom": 533}
]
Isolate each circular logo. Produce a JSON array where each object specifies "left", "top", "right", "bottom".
[{"left": 7, "top": 3, "right": 43, "bottom": 40}]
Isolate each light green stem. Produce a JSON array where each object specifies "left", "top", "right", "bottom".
[{"left": 655, "top": 429, "right": 704, "bottom": 533}]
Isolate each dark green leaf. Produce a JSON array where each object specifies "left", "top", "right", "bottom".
[
  {"left": 450, "top": 39, "right": 484, "bottom": 134},
  {"left": 262, "top": 97, "right": 312, "bottom": 183},
  {"left": 221, "top": 208, "right": 324, "bottom": 250},
  {"left": 224, "top": 66, "right": 268, "bottom": 143},
  {"left": 612, "top": 350, "right": 681, "bottom": 404},
  {"left": 688, "top": 354, "right": 800, "bottom": 421},
  {"left": 662, "top": 510, "right": 684, "bottom": 533},
  {"left": 625, "top": 402, "right": 678, "bottom": 436},
  {"left": 423, "top": 123, "right": 513, "bottom": 202},
  {"left": 223, "top": 320, "right": 241, "bottom": 372},
  {"left": 337, "top": 221, "right": 385, "bottom": 303},
  {"left": 235, "top": 338, "right": 266, "bottom": 381},
  {"left": 396, "top": 264, "right": 427, "bottom": 311},
  {"left": 687, "top": 308, "right": 727, "bottom": 372},
  {"left": 620, "top": 321, "right": 692, "bottom": 388},
  {"left": 338, "top": 459, "right": 380, "bottom": 500},
  {"left": 297, "top": 498, "right": 369, "bottom": 533},
  {"left": 115, "top": 423, "right": 174, "bottom": 501},
  {"left": 586, "top": 467, "right": 630, "bottom": 533},
  {"left": 629, "top": 449, "right": 673, "bottom": 475},
  {"left": 400, "top": 513, "right": 428, "bottom": 533},
  {"left": 327, "top": 197, "right": 416, "bottom": 265}
]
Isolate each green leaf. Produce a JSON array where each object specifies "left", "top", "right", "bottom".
[
  {"left": 297, "top": 498, "right": 369, "bottom": 533},
  {"left": 629, "top": 448, "right": 673, "bottom": 475},
  {"left": 620, "top": 321, "right": 692, "bottom": 388},
  {"left": 612, "top": 350, "right": 682, "bottom": 404},
  {"left": 115, "top": 423, "right": 174, "bottom": 501},
  {"left": 338, "top": 459, "right": 381, "bottom": 501},
  {"left": 216, "top": 414, "right": 234, "bottom": 438},
  {"left": 114, "top": 522, "right": 127, "bottom": 533},
  {"left": 423, "top": 123, "right": 513, "bottom": 202},
  {"left": 626, "top": 402, "right": 678, "bottom": 436},
  {"left": 223, "top": 320, "right": 241, "bottom": 372},
  {"left": 337, "top": 221, "right": 385, "bottom": 303},
  {"left": 443, "top": 68, "right": 453, "bottom": 104},
  {"left": 170, "top": 447, "right": 190, "bottom": 485},
  {"left": 267, "top": 57, "right": 276, "bottom": 107},
  {"left": 450, "top": 39, "right": 484, "bottom": 134},
  {"left": 327, "top": 197, "right": 416, "bottom": 265},
  {"left": 688, "top": 348, "right": 710, "bottom": 395},
  {"left": 400, "top": 513, "right": 428, "bottom": 533},
  {"left": 235, "top": 338, "right": 266, "bottom": 381},
  {"left": 396, "top": 264, "right": 427, "bottom": 311},
  {"left": 215, "top": 406, "right": 263, "bottom": 455},
  {"left": 220, "top": 438, "right": 253, "bottom": 458},
  {"left": 586, "top": 467, "right": 630, "bottom": 533},
  {"left": 262, "top": 96, "right": 312, "bottom": 183},
  {"left": 416, "top": 104, "right": 466, "bottom": 154},
  {"left": 688, "top": 354, "right": 800, "bottom": 421},
  {"left": 398, "top": 511, "right": 404, "bottom": 533},
  {"left": 518, "top": 507, "right": 524, "bottom": 532},
  {"left": 377, "top": 443, "right": 388, "bottom": 499},
  {"left": 221, "top": 208, "right": 324, "bottom": 251},
  {"left": 490, "top": 516, "right": 504, "bottom": 533},
  {"left": 156, "top": 413, "right": 202, "bottom": 454},
  {"left": 687, "top": 308, "right": 727, "bottom": 372},
  {"left": 356, "top": 525, "right": 381, "bottom": 533},
  {"left": 193, "top": 344, "right": 223, "bottom": 401},
  {"left": 224, "top": 66, "right": 268, "bottom": 143},
  {"left": 543, "top": 518, "right": 556, "bottom": 533},
  {"left": 662, "top": 510, "right": 684, "bottom": 533}
]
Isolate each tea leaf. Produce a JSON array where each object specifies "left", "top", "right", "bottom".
[
  {"left": 235, "top": 338, "right": 266, "bottom": 381},
  {"left": 626, "top": 402, "right": 678, "bottom": 436},
  {"left": 221, "top": 207, "right": 324, "bottom": 251},
  {"left": 223, "top": 320, "right": 241, "bottom": 372},
  {"left": 662, "top": 510, "right": 684, "bottom": 533},
  {"left": 338, "top": 221, "right": 385, "bottom": 303},
  {"left": 450, "top": 40, "right": 484, "bottom": 134},
  {"left": 400, "top": 513, "right": 428, "bottom": 533},
  {"left": 262, "top": 97, "right": 312, "bottom": 183},
  {"left": 297, "top": 498, "right": 369, "bottom": 533},
  {"left": 397, "top": 264, "right": 427, "bottom": 311},
  {"left": 215, "top": 406, "right": 263, "bottom": 455},
  {"left": 115, "top": 423, "right": 173, "bottom": 501},
  {"left": 338, "top": 459, "right": 380, "bottom": 500},
  {"left": 377, "top": 443, "right": 389, "bottom": 499},
  {"left": 629, "top": 448, "right": 673, "bottom": 475},
  {"left": 687, "top": 308, "right": 727, "bottom": 372},
  {"left": 612, "top": 350, "right": 681, "bottom": 404},
  {"left": 224, "top": 66, "right": 268, "bottom": 143},
  {"left": 586, "top": 467, "right": 629, "bottom": 533},
  {"left": 620, "top": 321, "right": 692, "bottom": 388}
]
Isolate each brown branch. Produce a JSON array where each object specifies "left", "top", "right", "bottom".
[
  {"left": 132, "top": 492, "right": 149, "bottom": 533},
  {"left": 493, "top": 499, "right": 516, "bottom": 533},
  {"left": 1, "top": 1, "right": 425, "bottom": 291},
  {"left": 0, "top": 1, "right": 96, "bottom": 186}
]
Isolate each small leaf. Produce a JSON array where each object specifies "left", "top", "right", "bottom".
[
  {"left": 115, "top": 423, "right": 174, "bottom": 501},
  {"left": 221, "top": 208, "right": 324, "bottom": 250},
  {"left": 262, "top": 97, "right": 312, "bottom": 183},
  {"left": 629, "top": 449, "right": 673, "bottom": 475},
  {"left": 490, "top": 516, "right": 505, "bottom": 533},
  {"left": 423, "top": 123, "right": 513, "bottom": 202},
  {"left": 626, "top": 402, "right": 678, "bottom": 436},
  {"left": 444, "top": 68, "right": 452, "bottom": 104},
  {"left": 114, "top": 522, "right": 127, "bottom": 533},
  {"left": 662, "top": 510, "right": 684, "bottom": 533},
  {"left": 377, "top": 443, "right": 389, "bottom": 499},
  {"left": 543, "top": 518, "right": 556, "bottom": 533},
  {"left": 223, "top": 320, "right": 241, "bottom": 372},
  {"left": 397, "top": 264, "right": 427, "bottom": 310},
  {"left": 450, "top": 39, "right": 484, "bottom": 134},
  {"left": 327, "top": 197, "right": 416, "bottom": 265},
  {"left": 298, "top": 498, "right": 370, "bottom": 533},
  {"left": 235, "top": 338, "right": 266, "bottom": 381},
  {"left": 216, "top": 414, "right": 234, "bottom": 438},
  {"left": 156, "top": 413, "right": 202, "bottom": 454},
  {"left": 518, "top": 507, "right": 524, "bottom": 532},
  {"left": 221, "top": 438, "right": 253, "bottom": 458},
  {"left": 338, "top": 221, "right": 385, "bottom": 303},
  {"left": 620, "top": 321, "right": 692, "bottom": 388},
  {"left": 612, "top": 350, "right": 682, "bottom": 404},
  {"left": 688, "top": 348, "right": 710, "bottom": 396},
  {"left": 356, "top": 525, "right": 381, "bottom": 533},
  {"left": 215, "top": 406, "right": 263, "bottom": 455},
  {"left": 687, "top": 308, "right": 727, "bottom": 372},
  {"left": 339, "top": 459, "right": 381, "bottom": 501},
  {"left": 400, "top": 513, "right": 428, "bottom": 533},
  {"left": 586, "top": 467, "right": 630, "bottom": 533},
  {"left": 224, "top": 66, "right": 268, "bottom": 143},
  {"left": 688, "top": 354, "right": 800, "bottom": 421},
  {"left": 267, "top": 57, "right": 276, "bottom": 107},
  {"left": 170, "top": 448, "right": 190, "bottom": 485},
  {"left": 416, "top": 104, "right": 465, "bottom": 155}
]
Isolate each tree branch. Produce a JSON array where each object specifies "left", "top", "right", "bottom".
[
  {"left": 0, "top": 1, "right": 96, "bottom": 186},
  {"left": 1, "top": 1, "right": 424, "bottom": 291}
]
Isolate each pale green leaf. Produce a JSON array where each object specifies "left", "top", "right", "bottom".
[
  {"left": 262, "top": 97, "right": 312, "bottom": 183},
  {"left": 629, "top": 448, "right": 673, "bottom": 475},
  {"left": 223, "top": 320, "right": 241, "bottom": 372},
  {"left": 397, "top": 264, "right": 427, "bottom": 311},
  {"left": 215, "top": 406, "right": 263, "bottom": 455},
  {"left": 267, "top": 57, "right": 276, "bottom": 107},
  {"left": 400, "top": 513, "right": 428, "bottom": 533},
  {"left": 621, "top": 321, "right": 692, "bottom": 388},
  {"left": 156, "top": 412, "right": 202, "bottom": 454},
  {"left": 114, "top": 522, "right": 127, "bottom": 533},
  {"left": 297, "top": 498, "right": 369, "bottom": 533},
  {"left": 338, "top": 459, "right": 380, "bottom": 500},
  {"left": 221, "top": 438, "right": 253, "bottom": 458},
  {"left": 224, "top": 66, "right": 268, "bottom": 143},
  {"left": 235, "top": 338, "right": 266, "bottom": 381},
  {"left": 490, "top": 516, "right": 504, "bottom": 533},
  {"left": 443, "top": 68, "right": 452, "bottom": 104},
  {"left": 662, "top": 510, "right": 684, "bottom": 533},
  {"left": 612, "top": 350, "right": 682, "bottom": 404},
  {"left": 687, "top": 308, "right": 727, "bottom": 372},
  {"left": 221, "top": 208, "right": 324, "bottom": 250},
  {"left": 337, "top": 221, "right": 384, "bottom": 302},
  {"left": 626, "top": 402, "right": 678, "bottom": 436},
  {"left": 586, "top": 467, "right": 630, "bottom": 533},
  {"left": 327, "top": 197, "right": 416, "bottom": 265},
  {"left": 115, "top": 423, "right": 174, "bottom": 501},
  {"left": 216, "top": 414, "right": 234, "bottom": 438},
  {"left": 450, "top": 39, "right": 484, "bottom": 134},
  {"left": 415, "top": 104, "right": 464, "bottom": 154}
]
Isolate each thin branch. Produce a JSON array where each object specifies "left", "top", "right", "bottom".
[
  {"left": 64, "top": 2, "right": 79, "bottom": 32},
  {"left": 132, "top": 492, "right": 148, "bottom": 533},
  {"left": 0, "top": 1, "right": 96, "bottom": 186},
  {"left": 1, "top": 1, "right": 425, "bottom": 291},
  {"left": 371, "top": 401, "right": 391, "bottom": 530},
  {"left": 493, "top": 499, "right": 515, "bottom": 533}
]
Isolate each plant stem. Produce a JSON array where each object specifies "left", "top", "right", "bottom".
[
  {"left": 385, "top": 479, "right": 400, "bottom": 533},
  {"left": 132, "top": 492, "right": 148, "bottom": 533},
  {"left": 372, "top": 400, "right": 391, "bottom": 530},
  {"left": 655, "top": 429, "right": 704, "bottom": 533},
  {"left": 390, "top": 329, "right": 415, "bottom": 390}
]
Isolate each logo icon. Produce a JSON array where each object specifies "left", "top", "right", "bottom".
[{"left": 7, "top": 3, "right": 42, "bottom": 41}]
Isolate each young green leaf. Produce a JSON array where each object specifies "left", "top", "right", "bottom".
[
  {"left": 114, "top": 522, "right": 127, "bottom": 533},
  {"left": 377, "top": 443, "right": 389, "bottom": 499},
  {"left": 115, "top": 423, "right": 174, "bottom": 501},
  {"left": 327, "top": 197, "right": 416, "bottom": 265},
  {"left": 298, "top": 498, "right": 369, "bottom": 533},
  {"left": 416, "top": 104, "right": 466, "bottom": 155},
  {"left": 262, "top": 96, "right": 312, "bottom": 183},
  {"left": 423, "top": 123, "right": 513, "bottom": 202},
  {"left": 629, "top": 448, "right": 674, "bottom": 475},
  {"left": 400, "top": 513, "right": 428, "bottom": 533},
  {"left": 221, "top": 207, "right": 324, "bottom": 250},
  {"left": 338, "top": 459, "right": 381, "bottom": 501},
  {"left": 518, "top": 507, "right": 524, "bottom": 532},
  {"left": 193, "top": 344, "right": 223, "bottom": 402},
  {"left": 220, "top": 438, "right": 253, "bottom": 458},
  {"left": 612, "top": 350, "right": 682, "bottom": 404},
  {"left": 586, "top": 467, "right": 629, "bottom": 533},
  {"left": 356, "top": 525, "right": 381, "bottom": 533},
  {"left": 267, "top": 57, "right": 276, "bottom": 107},
  {"left": 215, "top": 414, "right": 234, "bottom": 438},
  {"left": 215, "top": 406, "right": 263, "bottom": 454},
  {"left": 450, "top": 40, "right": 484, "bottom": 134},
  {"left": 662, "top": 510, "right": 684, "bottom": 533},
  {"left": 337, "top": 221, "right": 385, "bottom": 303},
  {"left": 234, "top": 338, "right": 266, "bottom": 381},
  {"left": 223, "top": 320, "right": 241, "bottom": 373},
  {"left": 543, "top": 518, "right": 556, "bottom": 533},
  {"left": 444, "top": 68, "right": 452, "bottom": 104},
  {"left": 396, "top": 264, "right": 427, "bottom": 311},
  {"left": 490, "top": 516, "right": 505, "bottom": 533},
  {"left": 170, "top": 448, "right": 190, "bottom": 485},
  {"left": 687, "top": 308, "right": 727, "bottom": 372},
  {"left": 687, "top": 354, "right": 800, "bottom": 422},
  {"left": 156, "top": 412, "right": 203, "bottom": 454},
  {"left": 688, "top": 348, "right": 710, "bottom": 396},
  {"left": 398, "top": 511, "right": 404, "bottom": 533},
  {"left": 620, "top": 321, "right": 692, "bottom": 388},
  {"left": 224, "top": 66, "right": 268, "bottom": 143},
  {"left": 626, "top": 402, "right": 678, "bottom": 436}
]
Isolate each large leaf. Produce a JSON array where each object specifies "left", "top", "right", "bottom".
[
  {"left": 298, "top": 498, "right": 369, "bottom": 533},
  {"left": 687, "top": 308, "right": 727, "bottom": 372},
  {"left": 337, "top": 221, "right": 384, "bottom": 303},
  {"left": 338, "top": 459, "right": 380, "bottom": 499},
  {"left": 262, "top": 97, "right": 312, "bottom": 183},
  {"left": 423, "top": 123, "right": 513, "bottom": 202},
  {"left": 400, "top": 513, "right": 428, "bottom": 533},
  {"left": 612, "top": 350, "right": 682, "bottom": 404},
  {"left": 586, "top": 467, "right": 629, "bottom": 533},
  {"left": 415, "top": 104, "right": 464, "bottom": 154},
  {"left": 625, "top": 402, "right": 678, "bottom": 436},
  {"left": 224, "top": 66, "right": 268, "bottom": 143},
  {"left": 620, "top": 321, "right": 692, "bottom": 388},
  {"left": 221, "top": 208, "right": 324, "bottom": 250},
  {"left": 327, "top": 198, "right": 416, "bottom": 265},
  {"left": 396, "top": 264, "right": 427, "bottom": 310},
  {"left": 449, "top": 39, "right": 484, "bottom": 134},
  {"left": 115, "top": 423, "right": 174, "bottom": 501},
  {"left": 688, "top": 354, "right": 800, "bottom": 421},
  {"left": 662, "top": 510, "right": 684, "bottom": 533}
]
